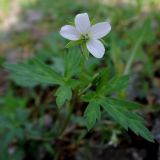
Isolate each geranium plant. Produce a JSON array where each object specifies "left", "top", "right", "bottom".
[{"left": 5, "top": 13, "right": 154, "bottom": 142}]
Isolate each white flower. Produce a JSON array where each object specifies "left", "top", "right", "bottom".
[{"left": 60, "top": 13, "right": 111, "bottom": 58}]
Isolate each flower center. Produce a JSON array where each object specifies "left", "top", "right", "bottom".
[{"left": 81, "top": 34, "right": 89, "bottom": 41}]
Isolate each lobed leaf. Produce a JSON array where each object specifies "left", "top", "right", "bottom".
[
  {"left": 5, "top": 58, "right": 63, "bottom": 87},
  {"left": 99, "top": 75, "right": 130, "bottom": 95},
  {"left": 55, "top": 85, "right": 72, "bottom": 108},
  {"left": 106, "top": 98, "right": 143, "bottom": 110},
  {"left": 100, "top": 98, "right": 154, "bottom": 142},
  {"left": 84, "top": 101, "right": 101, "bottom": 130}
]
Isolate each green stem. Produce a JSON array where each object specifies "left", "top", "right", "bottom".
[
  {"left": 79, "top": 53, "right": 86, "bottom": 81},
  {"left": 78, "top": 72, "right": 99, "bottom": 96},
  {"left": 58, "top": 101, "right": 73, "bottom": 136},
  {"left": 81, "top": 43, "right": 89, "bottom": 60},
  {"left": 80, "top": 54, "right": 85, "bottom": 68},
  {"left": 57, "top": 47, "right": 86, "bottom": 137}
]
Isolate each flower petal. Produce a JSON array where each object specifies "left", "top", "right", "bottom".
[
  {"left": 60, "top": 25, "right": 80, "bottom": 40},
  {"left": 89, "top": 22, "right": 111, "bottom": 39},
  {"left": 86, "top": 39, "right": 105, "bottom": 58},
  {"left": 75, "top": 13, "right": 90, "bottom": 34}
]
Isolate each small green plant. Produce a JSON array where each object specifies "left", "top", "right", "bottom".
[{"left": 5, "top": 13, "right": 154, "bottom": 143}]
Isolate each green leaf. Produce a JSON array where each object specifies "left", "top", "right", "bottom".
[
  {"left": 107, "top": 98, "right": 143, "bottom": 110},
  {"left": 82, "top": 92, "right": 96, "bottom": 102},
  {"left": 100, "top": 98, "right": 154, "bottom": 142},
  {"left": 96, "top": 68, "right": 111, "bottom": 93},
  {"left": 67, "top": 79, "right": 80, "bottom": 89},
  {"left": 64, "top": 48, "right": 81, "bottom": 79},
  {"left": 5, "top": 58, "right": 63, "bottom": 87},
  {"left": 55, "top": 85, "right": 72, "bottom": 108},
  {"left": 65, "top": 40, "right": 82, "bottom": 48},
  {"left": 99, "top": 75, "right": 130, "bottom": 95},
  {"left": 84, "top": 101, "right": 101, "bottom": 130}
]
